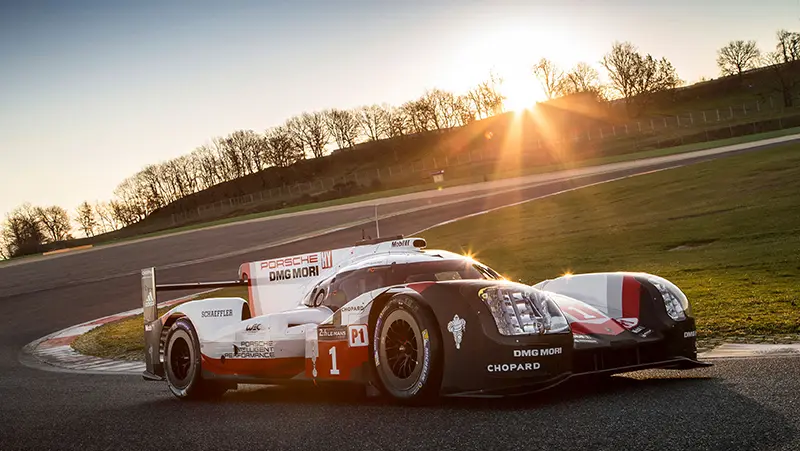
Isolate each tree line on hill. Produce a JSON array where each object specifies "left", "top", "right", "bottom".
[{"left": 2, "top": 29, "right": 799, "bottom": 259}]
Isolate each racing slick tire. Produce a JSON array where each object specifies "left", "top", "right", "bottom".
[
  {"left": 372, "top": 295, "right": 442, "bottom": 402},
  {"left": 164, "top": 318, "right": 229, "bottom": 400}
]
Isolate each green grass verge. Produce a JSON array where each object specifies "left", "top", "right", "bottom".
[
  {"left": 421, "top": 142, "right": 800, "bottom": 340},
  {"left": 70, "top": 287, "right": 248, "bottom": 361},
  {"left": 39, "top": 125, "right": 800, "bottom": 257}
]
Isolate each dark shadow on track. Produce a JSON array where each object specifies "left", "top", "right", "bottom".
[{"left": 108, "top": 368, "right": 794, "bottom": 451}]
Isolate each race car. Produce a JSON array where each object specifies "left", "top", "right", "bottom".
[{"left": 141, "top": 235, "right": 709, "bottom": 401}]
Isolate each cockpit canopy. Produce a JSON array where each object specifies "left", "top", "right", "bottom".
[{"left": 303, "top": 253, "right": 502, "bottom": 312}]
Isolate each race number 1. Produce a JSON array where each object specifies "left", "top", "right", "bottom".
[
  {"left": 348, "top": 325, "right": 368, "bottom": 347},
  {"left": 329, "top": 346, "right": 340, "bottom": 375}
]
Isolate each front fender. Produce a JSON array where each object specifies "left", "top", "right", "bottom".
[{"left": 373, "top": 281, "right": 574, "bottom": 395}]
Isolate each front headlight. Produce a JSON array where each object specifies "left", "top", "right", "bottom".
[
  {"left": 478, "top": 286, "right": 570, "bottom": 335},
  {"left": 648, "top": 277, "right": 689, "bottom": 321}
]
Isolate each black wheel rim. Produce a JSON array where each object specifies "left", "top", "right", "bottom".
[
  {"left": 385, "top": 319, "right": 418, "bottom": 379},
  {"left": 378, "top": 307, "right": 425, "bottom": 392},
  {"left": 170, "top": 337, "right": 192, "bottom": 382}
]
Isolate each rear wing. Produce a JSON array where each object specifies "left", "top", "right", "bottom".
[{"left": 141, "top": 267, "right": 248, "bottom": 380}]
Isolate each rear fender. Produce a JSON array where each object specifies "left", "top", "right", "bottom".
[{"left": 160, "top": 297, "right": 248, "bottom": 344}]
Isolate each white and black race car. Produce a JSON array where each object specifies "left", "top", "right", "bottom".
[{"left": 142, "top": 236, "right": 709, "bottom": 401}]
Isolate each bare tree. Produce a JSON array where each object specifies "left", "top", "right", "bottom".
[
  {"left": 265, "top": 126, "right": 304, "bottom": 167},
  {"left": 112, "top": 177, "right": 148, "bottom": 226},
  {"left": 95, "top": 201, "right": 122, "bottom": 233},
  {"left": 716, "top": 40, "right": 761, "bottom": 76},
  {"left": 191, "top": 145, "right": 224, "bottom": 190},
  {"left": 400, "top": 99, "right": 432, "bottom": 134},
  {"left": 209, "top": 136, "right": 240, "bottom": 181},
  {"left": 428, "top": 89, "right": 465, "bottom": 129},
  {"left": 478, "top": 72, "right": 505, "bottom": 115},
  {"left": 0, "top": 234, "right": 8, "bottom": 260},
  {"left": 775, "top": 29, "right": 800, "bottom": 63},
  {"left": 533, "top": 58, "right": 565, "bottom": 100},
  {"left": 463, "top": 73, "right": 506, "bottom": 119},
  {"left": 559, "top": 62, "right": 601, "bottom": 95},
  {"left": 762, "top": 50, "right": 798, "bottom": 107},
  {"left": 2, "top": 204, "right": 46, "bottom": 257},
  {"left": 288, "top": 112, "right": 332, "bottom": 158},
  {"left": 386, "top": 106, "right": 408, "bottom": 138},
  {"left": 602, "top": 41, "right": 681, "bottom": 115},
  {"left": 454, "top": 94, "right": 477, "bottom": 126},
  {"left": 35, "top": 206, "right": 72, "bottom": 242},
  {"left": 325, "top": 109, "right": 361, "bottom": 149},
  {"left": 299, "top": 112, "right": 330, "bottom": 158},
  {"left": 357, "top": 104, "right": 390, "bottom": 141},
  {"left": 466, "top": 87, "right": 488, "bottom": 119},
  {"left": 75, "top": 201, "right": 98, "bottom": 238},
  {"left": 225, "top": 130, "right": 265, "bottom": 174}
]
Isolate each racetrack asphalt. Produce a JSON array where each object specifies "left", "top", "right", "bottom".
[{"left": 2, "top": 137, "right": 799, "bottom": 451}]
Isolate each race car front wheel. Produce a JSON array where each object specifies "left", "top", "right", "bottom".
[
  {"left": 164, "top": 318, "right": 229, "bottom": 400},
  {"left": 373, "top": 295, "right": 442, "bottom": 402}
]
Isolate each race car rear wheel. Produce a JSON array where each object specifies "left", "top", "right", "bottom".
[
  {"left": 373, "top": 295, "right": 442, "bottom": 401},
  {"left": 165, "top": 318, "right": 229, "bottom": 400}
]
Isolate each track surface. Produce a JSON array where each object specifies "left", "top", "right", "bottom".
[{"left": 2, "top": 139, "right": 800, "bottom": 451}]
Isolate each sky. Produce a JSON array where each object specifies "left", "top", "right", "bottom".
[{"left": 1, "top": 0, "right": 798, "bottom": 219}]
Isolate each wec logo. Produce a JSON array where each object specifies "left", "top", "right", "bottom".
[{"left": 246, "top": 324, "right": 262, "bottom": 332}]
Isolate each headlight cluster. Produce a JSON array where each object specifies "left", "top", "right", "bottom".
[
  {"left": 478, "top": 286, "right": 570, "bottom": 336},
  {"left": 649, "top": 278, "right": 689, "bottom": 321}
]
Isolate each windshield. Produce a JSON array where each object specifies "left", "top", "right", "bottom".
[
  {"left": 307, "top": 258, "right": 499, "bottom": 311},
  {"left": 402, "top": 259, "right": 500, "bottom": 283}
]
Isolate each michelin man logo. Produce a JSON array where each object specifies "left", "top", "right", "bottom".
[{"left": 447, "top": 314, "right": 466, "bottom": 350}]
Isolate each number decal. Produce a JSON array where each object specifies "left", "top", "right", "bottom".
[
  {"left": 329, "top": 345, "right": 340, "bottom": 375},
  {"left": 348, "top": 324, "right": 369, "bottom": 347}
]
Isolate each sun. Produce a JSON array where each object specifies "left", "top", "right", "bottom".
[
  {"left": 500, "top": 71, "right": 544, "bottom": 112},
  {"left": 443, "top": 25, "right": 562, "bottom": 111}
]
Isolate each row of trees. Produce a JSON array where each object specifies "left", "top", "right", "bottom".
[
  {"left": 0, "top": 202, "right": 108, "bottom": 258},
  {"left": 103, "top": 77, "right": 506, "bottom": 230},
  {"left": 532, "top": 41, "right": 681, "bottom": 115},
  {"left": 1, "top": 78, "right": 506, "bottom": 257},
  {"left": 3, "top": 29, "right": 800, "bottom": 258}
]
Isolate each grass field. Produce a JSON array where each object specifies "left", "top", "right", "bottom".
[
  {"left": 72, "top": 141, "right": 800, "bottom": 360},
  {"left": 421, "top": 142, "right": 800, "bottom": 339}
]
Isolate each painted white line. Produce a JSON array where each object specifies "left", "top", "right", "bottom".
[
  {"left": 412, "top": 165, "right": 681, "bottom": 235},
  {"left": 700, "top": 343, "right": 800, "bottom": 359}
]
